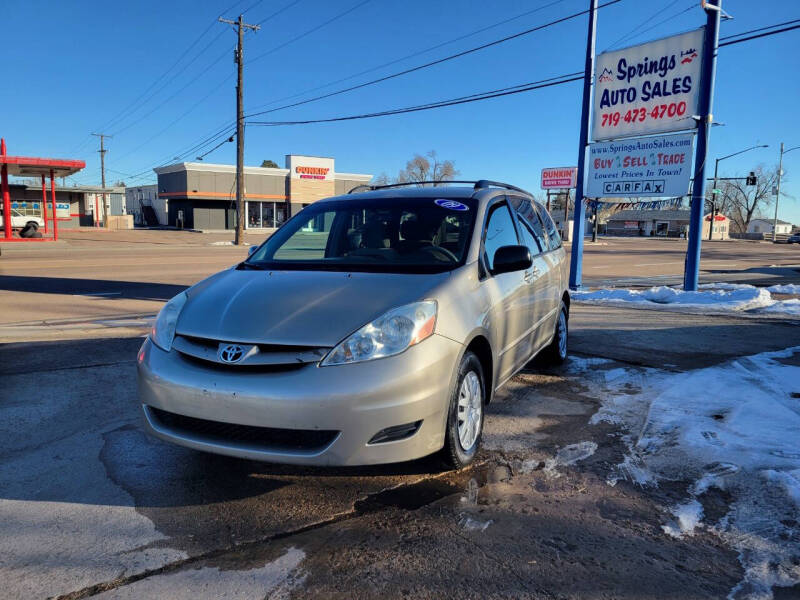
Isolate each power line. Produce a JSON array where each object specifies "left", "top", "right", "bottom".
[
  {"left": 196, "top": 135, "right": 236, "bottom": 161},
  {"left": 253, "top": 0, "right": 304, "bottom": 26},
  {"left": 248, "top": 72, "right": 583, "bottom": 126},
  {"left": 246, "top": 0, "right": 569, "bottom": 114},
  {"left": 603, "top": 0, "right": 687, "bottom": 51},
  {"left": 719, "top": 22, "right": 800, "bottom": 46},
  {"left": 245, "top": 0, "right": 621, "bottom": 120},
  {"left": 249, "top": 0, "right": 372, "bottom": 65},
  {"left": 97, "top": 0, "right": 250, "bottom": 135},
  {"left": 719, "top": 18, "right": 800, "bottom": 41},
  {"left": 609, "top": 1, "right": 696, "bottom": 50}
]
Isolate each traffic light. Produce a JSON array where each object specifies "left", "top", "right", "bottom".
[{"left": 746, "top": 172, "right": 757, "bottom": 186}]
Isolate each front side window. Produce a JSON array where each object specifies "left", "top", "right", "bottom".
[
  {"left": 516, "top": 216, "right": 543, "bottom": 256},
  {"left": 483, "top": 202, "right": 519, "bottom": 271},
  {"left": 247, "top": 197, "right": 476, "bottom": 274}
]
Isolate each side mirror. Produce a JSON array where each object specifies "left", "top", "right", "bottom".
[
  {"left": 492, "top": 245, "right": 532, "bottom": 275},
  {"left": 248, "top": 246, "right": 257, "bottom": 256}
]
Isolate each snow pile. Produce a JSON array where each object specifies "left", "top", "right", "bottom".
[
  {"left": 573, "top": 285, "right": 772, "bottom": 311},
  {"left": 768, "top": 284, "right": 800, "bottom": 294},
  {"left": 574, "top": 282, "right": 800, "bottom": 315},
  {"left": 580, "top": 348, "right": 800, "bottom": 599}
]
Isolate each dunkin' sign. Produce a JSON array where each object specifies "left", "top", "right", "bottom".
[
  {"left": 541, "top": 167, "right": 577, "bottom": 189},
  {"left": 296, "top": 166, "right": 330, "bottom": 180}
]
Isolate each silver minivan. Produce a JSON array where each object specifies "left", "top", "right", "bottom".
[{"left": 137, "top": 180, "right": 569, "bottom": 468}]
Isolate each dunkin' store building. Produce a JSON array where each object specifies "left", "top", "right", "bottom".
[{"left": 154, "top": 155, "right": 372, "bottom": 231}]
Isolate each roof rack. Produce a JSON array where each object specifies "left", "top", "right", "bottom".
[{"left": 347, "top": 179, "right": 533, "bottom": 196}]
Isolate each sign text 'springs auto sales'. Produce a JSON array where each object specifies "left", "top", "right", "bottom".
[{"left": 592, "top": 29, "right": 705, "bottom": 141}]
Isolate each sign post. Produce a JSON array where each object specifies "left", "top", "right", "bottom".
[
  {"left": 684, "top": 0, "right": 721, "bottom": 290},
  {"left": 568, "top": 0, "right": 598, "bottom": 291}
]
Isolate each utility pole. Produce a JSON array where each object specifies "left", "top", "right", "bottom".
[
  {"left": 92, "top": 133, "right": 112, "bottom": 228},
  {"left": 773, "top": 143, "right": 800, "bottom": 242},
  {"left": 592, "top": 202, "right": 598, "bottom": 242},
  {"left": 219, "top": 14, "right": 260, "bottom": 245}
]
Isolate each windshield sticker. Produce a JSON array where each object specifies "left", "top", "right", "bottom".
[{"left": 434, "top": 199, "right": 469, "bottom": 211}]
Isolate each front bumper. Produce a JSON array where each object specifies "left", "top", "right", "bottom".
[{"left": 136, "top": 334, "right": 462, "bottom": 465}]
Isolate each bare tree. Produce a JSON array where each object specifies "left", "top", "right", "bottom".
[
  {"left": 715, "top": 165, "right": 779, "bottom": 233},
  {"left": 261, "top": 159, "right": 279, "bottom": 168},
  {"left": 370, "top": 172, "right": 391, "bottom": 187},
  {"left": 396, "top": 151, "right": 459, "bottom": 186}
]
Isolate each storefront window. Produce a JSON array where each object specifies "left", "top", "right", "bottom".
[
  {"left": 245, "top": 201, "right": 288, "bottom": 228},
  {"left": 248, "top": 202, "right": 261, "bottom": 228}
]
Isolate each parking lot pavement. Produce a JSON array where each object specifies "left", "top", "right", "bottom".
[
  {"left": 2, "top": 231, "right": 800, "bottom": 598},
  {"left": 3, "top": 304, "right": 799, "bottom": 599}
]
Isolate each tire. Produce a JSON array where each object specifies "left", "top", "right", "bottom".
[
  {"left": 19, "top": 224, "right": 36, "bottom": 238},
  {"left": 540, "top": 301, "right": 569, "bottom": 365},
  {"left": 441, "top": 351, "right": 485, "bottom": 469}
]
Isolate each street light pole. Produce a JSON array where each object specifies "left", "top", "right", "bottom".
[
  {"left": 708, "top": 144, "right": 768, "bottom": 241},
  {"left": 709, "top": 157, "right": 720, "bottom": 241},
  {"left": 773, "top": 143, "right": 800, "bottom": 242}
]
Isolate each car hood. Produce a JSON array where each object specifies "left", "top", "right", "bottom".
[{"left": 176, "top": 267, "right": 450, "bottom": 347}]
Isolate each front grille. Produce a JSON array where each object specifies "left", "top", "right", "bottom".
[
  {"left": 172, "top": 334, "right": 329, "bottom": 368},
  {"left": 148, "top": 407, "right": 339, "bottom": 454}
]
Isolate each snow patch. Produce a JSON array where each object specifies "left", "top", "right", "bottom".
[
  {"left": 580, "top": 346, "right": 800, "bottom": 599},
  {"left": 543, "top": 441, "right": 598, "bottom": 477},
  {"left": 662, "top": 499, "right": 704, "bottom": 538},
  {"left": 458, "top": 514, "right": 493, "bottom": 532}
]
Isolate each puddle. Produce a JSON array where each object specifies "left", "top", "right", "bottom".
[{"left": 354, "top": 465, "right": 490, "bottom": 513}]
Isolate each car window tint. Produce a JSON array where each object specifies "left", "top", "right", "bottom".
[
  {"left": 510, "top": 197, "right": 548, "bottom": 252},
  {"left": 535, "top": 203, "right": 562, "bottom": 251},
  {"left": 516, "top": 216, "right": 543, "bottom": 255},
  {"left": 273, "top": 211, "right": 335, "bottom": 260},
  {"left": 483, "top": 203, "right": 519, "bottom": 271}
]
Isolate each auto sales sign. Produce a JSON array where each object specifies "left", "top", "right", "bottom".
[
  {"left": 592, "top": 28, "right": 705, "bottom": 141},
  {"left": 585, "top": 132, "right": 695, "bottom": 198}
]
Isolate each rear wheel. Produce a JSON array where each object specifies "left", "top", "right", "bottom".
[
  {"left": 441, "top": 351, "right": 484, "bottom": 469},
  {"left": 541, "top": 301, "right": 568, "bottom": 365}
]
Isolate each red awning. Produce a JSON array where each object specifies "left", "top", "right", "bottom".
[{"left": 0, "top": 155, "right": 85, "bottom": 177}]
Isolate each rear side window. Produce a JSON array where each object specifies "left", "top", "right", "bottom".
[
  {"left": 510, "top": 197, "right": 548, "bottom": 253},
  {"left": 535, "top": 203, "right": 562, "bottom": 251},
  {"left": 483, "top": 202, "right": 519, "bottom": 271},
  {"left": 516, "top": 216, "right": 543, "bottom": 256}
]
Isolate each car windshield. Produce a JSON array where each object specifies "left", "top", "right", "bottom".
[{"left": 246, "top": 196, "right": 477, "bottom": 273}]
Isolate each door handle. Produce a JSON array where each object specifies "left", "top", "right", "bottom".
[{"left": 524, "top": 269, "right": 535, "bottom": 283}]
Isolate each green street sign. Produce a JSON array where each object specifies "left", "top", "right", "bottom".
[{"left": 712, "top": 188, "right": 722, "bottom": 194}]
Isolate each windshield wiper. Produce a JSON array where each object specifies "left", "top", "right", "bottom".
[{"left": 237, "top": 261, "right": 268, "bottom": 270}]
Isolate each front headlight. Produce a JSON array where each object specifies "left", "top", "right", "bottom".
[
  {"left": 150, "top": 292, "right": 187, "bottom": 352},
  {"left": 321, "top": 301, "right": 437, "bottom": 366}
]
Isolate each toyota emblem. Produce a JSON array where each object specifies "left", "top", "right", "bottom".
[{"left": 218, "top": 344, "right": 245, "bottom": 363}]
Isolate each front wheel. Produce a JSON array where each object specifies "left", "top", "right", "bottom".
[{"left": 441, "top": 351, "right": 485, "bottom": 469}]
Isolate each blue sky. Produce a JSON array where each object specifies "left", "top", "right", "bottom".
[{"left": 3, "top": 0, "right": 799, "bottom": 223}]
